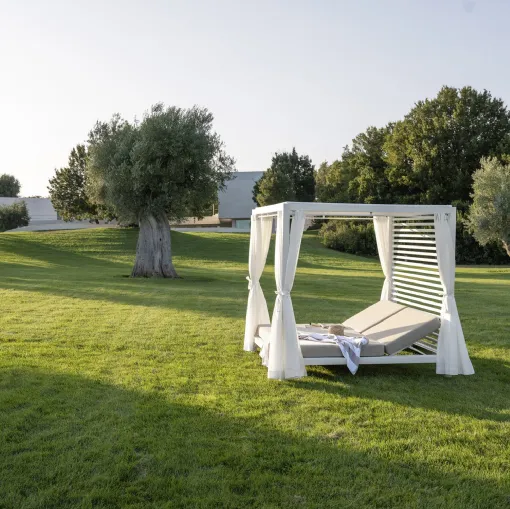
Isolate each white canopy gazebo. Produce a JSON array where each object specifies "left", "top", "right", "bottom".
[{"left": 244, "top": 202, "right": 474, "bottom": 380}]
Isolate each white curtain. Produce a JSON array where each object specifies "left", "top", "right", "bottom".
[
  {"left": 266, "top": 210, "right": 307, "bottom": 379},
  {"left": 434, "top": 212, "right": 474, "bottom": 375},
  {"left": 243, "top": 215, "right": 273, "bottom": 351},
  {"left": 373, "top": 216, "right": 393, "bottom": 301}
]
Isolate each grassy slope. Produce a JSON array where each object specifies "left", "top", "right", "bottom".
[{"left": 0, "top": 228, "right": 509, "bottom": 509}]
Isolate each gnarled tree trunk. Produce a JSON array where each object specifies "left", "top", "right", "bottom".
[{"left": 131, "top": 212, "right": 179, "bottom": 278}]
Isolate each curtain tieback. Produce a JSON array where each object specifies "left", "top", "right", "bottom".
[
  {"left": 275, "top": 290, "right": 290, "bottom": 297},
  {"left": 246, "top": 276, "right": 253, "bottom": 290}
]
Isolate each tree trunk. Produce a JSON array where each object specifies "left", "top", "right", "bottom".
[
  {"left": 503, "top": 240, "right": 510, "bottom": 257},
  {"left": 131, "top": 212, "right": 179, "bottom": 278}
]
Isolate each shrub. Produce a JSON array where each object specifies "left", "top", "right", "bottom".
[
  {"left": 0, "top": 201, "right": 30, "bottom": 232},
  {"left": 318, "top": 221, "right": 377, "bottom": 256}
]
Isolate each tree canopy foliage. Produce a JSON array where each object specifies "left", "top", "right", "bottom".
[
  {"left": 316, "top": 127, "right": 391, "bottom": 204},
  {"left": 48, "top": 145, "right": 113, "bottom": 222},
  {"left": 466, "top": 157, "right": 510, "bottom": 257},
  {"left": 384, "top": 86, "right": 510, "bottom": 205},
  {"left": 317, "top": 86, "right": 510, "bottom": 207},
  {"left": 87, "top": 103, "right": 235, "bottom": 277},
  {"left": 0, "top": 174, "right": 21, "bottom": 197},
  {"left": 253, "top": 148, "right": 314, "bottom": 206},
  {"left": 88, "top": 105, "right": 234, "bottom": 223}
]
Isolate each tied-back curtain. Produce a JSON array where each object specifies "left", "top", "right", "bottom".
[
  {"left": 266, "top": 210, "right": 307, "bottom": 379},
  {"left": 243, "top": 215, "right": 273, "bottom": 351},
  {"left": 434, "top": 213, "right": 474, "bottom": 375},
  {"left": 373, "top": 216, "right": 393, "bottom": 301}
]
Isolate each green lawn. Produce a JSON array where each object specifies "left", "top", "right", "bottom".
[{"left": 0, "top": 228, "right": 509, "bottom": 509}]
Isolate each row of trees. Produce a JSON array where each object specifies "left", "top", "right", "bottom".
[
  {"left": 254, "top": 86, "right": 510, "bottom": 261},
  {"left": 48, "top": 104, "right": 234, "bottom": 277},
  {"left": 315, "top": 86, "right": 510, "bottom": 207}
]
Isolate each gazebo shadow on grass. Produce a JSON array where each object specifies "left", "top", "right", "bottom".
[
  {"left": 289, "top": 356, "right": 510, "bottom": 423},
  {"left": 0, "top": 367, "right": 508, "bottom": 508}
]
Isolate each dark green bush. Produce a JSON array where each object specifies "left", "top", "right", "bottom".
[
  {"left": 319, "top": 215, "right": 509, "bottom": 264},
  {"left": 318, "top": 221, "right": 377, "bottom": 256},
  {"left": 0, "top": 201, "right": 30, "bottom": 231}
]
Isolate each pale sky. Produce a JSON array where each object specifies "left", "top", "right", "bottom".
[{"left": 1, "top": 0, "right": 509, "bottom": 196}]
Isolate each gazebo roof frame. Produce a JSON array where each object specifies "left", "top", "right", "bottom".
[{"left": 252, "top": 201, "right": 455, "bottom": 218}]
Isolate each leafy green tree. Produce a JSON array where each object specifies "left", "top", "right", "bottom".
[
  {"left": 87, "top": 104, "right": 235, "bottom": 278},
  {"left": 315, "top": 160, "right": 350, "bottom": 203},
  {"left": 0, "top": 174, "right": 21, "bottom": 197},
  {"left": 254, "top": 148, "right": 314, "bottom": 206},
  {"left": 48, "top": 145, "right": 113, "bottom": 222},
  {"left": 466, "top": 157, "right": 510, "bottom": 256},
  {"left": 385, "top": 86, "right": 510, "bottom": 204},
  {"left": 315, "top": 127, "right": 391, "bottom": 204},
  {"left": 254, "top": 168, "right": 294, "bottom": 205},
  {"left": 347, "top": 126, "right": 392, "bottom": 203},
  {"left": 0, "top": 201, "right": 30, "bottom": 231}
]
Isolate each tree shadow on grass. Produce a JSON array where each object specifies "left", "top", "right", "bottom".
[
  {"left": 0, "top": 367, "right": 508, "bottom": 508},
  {"left": 0, "top": 246, "right": 383, "bottom": 321},
  {"left": 0, "top": 233, "right": 132, "bottom": 270}
]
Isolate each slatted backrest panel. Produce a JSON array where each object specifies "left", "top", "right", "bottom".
[{"left": 390, "top": 215, "right": 443, "bottom": 354}]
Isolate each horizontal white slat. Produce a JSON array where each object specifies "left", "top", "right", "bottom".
[
  {"left": 392, "top": 244, "right": 436, "bottom": 251},
  {"left": 393, "top": 296, "right": 442, "bottom": 315},
  {"left": 392, "top": 290, "right": 443, "bottom": 307},
  {"left": 393, "top": 281, "right": 444, "bottom": 295},
  {"left": 394, "top": 228, "right": 435, "bottom": 233},
  {"left": 393, "top": 267, "right": 441, "bottom": 279},
  {"left": 394, "top": 233, "right": 435, "bottom": 239},
  {"left": 392, "top": 275, "right": 443, "bottom": 290},
  {"left": 394, "top": 260, "right": 441, "bottom": 270},
  {"left": 394, "top": 239, "right": 437, "bottom": 245},
  {"left": 393, "top": 287, "right": 443, "bottom": 302},
  {"left": 394, "top": 222, "right": 435, "bottom": 227},
  {"left": 413, "top": 342, "right": 438, "bottom": 353},
  {"left": 394, "top": 249, "right": 437, "bottom": 257},
  {"left": 394, "top": 255, "right": 438, "bottom": 264}
]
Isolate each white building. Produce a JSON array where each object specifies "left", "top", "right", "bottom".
[
  {"left": 0, "top": 197, "right": 57, "bottom": 223},
  {"left": 218, "top": 171, "right": 263, "bottom": 228}
]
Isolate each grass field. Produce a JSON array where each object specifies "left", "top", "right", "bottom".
[{"left": 0, "top": 228, "right": 509, "bottom": 508}]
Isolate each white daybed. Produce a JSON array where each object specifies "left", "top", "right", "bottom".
[{"left": 243, "top": 201, "right": 474, "bottom": 379}]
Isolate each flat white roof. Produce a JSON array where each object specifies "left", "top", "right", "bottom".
[{"left": 252, "top": 201, "right": 455, "bottom": 217}]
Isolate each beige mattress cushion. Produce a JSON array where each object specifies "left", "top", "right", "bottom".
[
  {"left": 342, "top": 300, "right": 406, "bottom": 333},
  {"left": 255, "top": 324, "right": 385, "bottom": 358},
  {"left": 363, "top": 307, "right": 441, "bottom": 355}
]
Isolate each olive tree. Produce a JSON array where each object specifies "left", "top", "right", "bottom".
[
  {"left": 466, "top": 157, "right": 510, "bottom": 257},
  {"left": 87, "top": 104, "right": 234, "bottom": 278}
]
